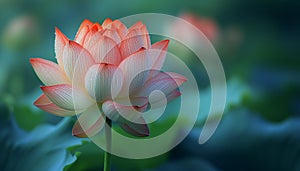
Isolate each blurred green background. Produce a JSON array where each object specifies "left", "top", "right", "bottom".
[{"left": 1, "top": 0, "right": 300, "bottom": 171}]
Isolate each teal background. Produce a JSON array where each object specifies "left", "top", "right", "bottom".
[{"left": 0, "top": 0, "right": 299, "bottom": 170}]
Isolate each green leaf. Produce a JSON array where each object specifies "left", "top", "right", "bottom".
[
  {"left": 0, "top": 104, "right": 83, "bottom": 171},
  {"left": 148, "top": 158, "right": 220, "bottom": 171},
  {"left": 177, "top": 109, "right": 300, "bottom": 171},
  {"left": 13, "top": 105, "right": 45, "bottom": 131}
]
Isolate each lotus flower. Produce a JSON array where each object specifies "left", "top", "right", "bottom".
[{"left": 30, "top": 19, "right": 187, "bottom": 138}]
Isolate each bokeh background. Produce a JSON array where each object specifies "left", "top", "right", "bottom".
[{"left": 1, "top": 0, "right": 300, "bottom": 171}]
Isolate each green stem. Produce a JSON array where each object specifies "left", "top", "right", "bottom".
[{"left": 104, "top": 117, "right": 112, "bottom": 171}]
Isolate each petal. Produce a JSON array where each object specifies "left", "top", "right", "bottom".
[
  {"left": 85, "top": 64, "right": 123, "bottom": 102},
  {"left": 162, "top": 72, "right": 187, "bottom": 86},
  {"left": 102, "top": 100, "right": 147, "bottom": 121},
  {"left": 30, "top": 58, "right": 69, "bottom": 85},
  {"left": 55, "top": 27, "right": 69, "bottom": 68},
  {"left": 72, "top": 104, "right": 105, "bottom": 138},
  {"left": 120, "top": 120, "right": 149, "bottom": 137},
  {"left": 128, "top": 21, "right": 144, "bottom": 31},
  {"left": 34, "top": 94, "right": 75, "bottom": 116},
  {"left": 91, "top": 23, "right": 102, "bottom": 31},
  {"left": 101, "top": 20, "right": 127, "bottom": 44},
  {"left": 111, "top": 20, "right": 128, "bottom": 38},
  {"left": 150, "top": 39, "right": 169, "bottom": 69},
  {"left": 117, "top": 48, "right": 165, "bottom": 98},
  {"left": 147, "top": 71, "right": 187, "bottom": 87},
  {"left": 76, "top": 19, "right": 94, "bottom": 33},
  {"left": 102, "top": 29, "right": 121, "bottom": 44},
  {"left": 114, "top": 96, "right": 148, "bottom": 107},
  {"left": 83, "top": 30, "right": 102, "bottom": 50},
  {"left": 87, "top": 36, "right": 122, "bottom": 65},
  {"left": 165, "top": 90, "right": 181, "bottom": 102},
  {"left": 41, "top": 84, "right": 94, "bottom": 111},
  {"left": 120, "top": 25, "right": 151, "bottom": 58},
  {"left": 75, "top": 25, "right": 89, "bottom": 45},
  {"left": 148, "top": 90, "right": 182, "bottom": 107},
  {"left": 62, "top": 40, "right": 95, "bottom": 86},
  {"left": 136, "top": 71, "right": 186, "bottom": 106},
  {"left": 102, "top": 100, "right": 121, "bottom": 121},
  {"left": 102, "top": 18, "right": 113, "bottom": 29},
  {"left": 141, "top": 71, "right": 187, "bottom": 97},
  {"left": 74, "top": 19, "right": 94, "bottom": 45},
  {"left": 102, "top": 100, "right": 149, "bottom": 137},
  {"left": 102, "top": 98, "right": 148, "bottom": 121}
]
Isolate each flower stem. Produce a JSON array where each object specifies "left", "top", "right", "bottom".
[{"left": 104, "top": 117, "right": 112, "bottom": 171}]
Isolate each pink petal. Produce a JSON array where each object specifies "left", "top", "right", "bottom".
[
  {"left": 102, "top": 29, "right": 121, "bottom": 44},
  {"left": 120, "top": 120, "right": 149, "bottom": 137},
  {"left": 85, "top": 64, "right": 123, "bottom": 102},
  {"left": 30, "top": 58, "right": 69, "bottom": 85},
  {"left": 165, "top": 90, "right": 182, "bottom": 102},
  {"left": 55, "top": 27, "right": 69, "bottom": 68},
  {"left": 143, "top": 90, "right": 181, "bottom": 110},
  {"left": 91, "top": 23, "right": 102, "bottom": 31},
  {"left": 74, "top": 19, "right": 94, "bottom": 45},
  {"left": 75, "top": 25, "right": 89, "bottom": 45},
  {"left": 102, "top": 100, "right": 148, "bottom": 122},
  {"left": 128, "top": 21, "right": 144, "bottom": 31},
  {"left": 72, "top": 104, "right": 105, "bottom": 138},
  {"left": 136, "top": 71, "right": 186, "bottom": 106},
  {"left": 83, "top": 30, "right": 102, "bottom": 50},
  {"left": 102, "top": 18, "right": 113, "bottom": 29},
  {"left": 87, "top": 36, "right": 122, "bottom": 65},
  {"left": 120, "top": 25, "right": 151, "bottom": 59},
  {"left": 34, "top": 94, "right": 75, "bottom": 116},
  {"left": 146, "top": 71, "right": 187, "bottom": 87},
  {"left": 142, "top": 71, "right": 187, "bottom": 96},
  {"left": 116, "top": 96, "right": 149, "bottom": 107},
  {"left": 102, "top": 100, "right": 149, "bottom": 137},
  {"left": 102, "top": 100, "right": 122, "bottom": 121},
  {"left": 162, "top": 72, "right": 187, "bottom": 86},
  {"left": 76, "top": 19, "right": 94, "bottom": 33},
  {"left": 41, "top": 84, "right": 94, "bottom": 111},
  {"left": 62, "top": 40, "right": 95, "bottom": 86},
  {"left": 149, "top": 90, "right": 182, "bottom": 106},
  {"left": 111, "top": 20, "right": 128, "bottom": 38},
  {"left": 117, "top": 48, "right": 165, "bottom": 98},
  {"left": 151, "top": 39, "right": 169, "bottom": 69}
]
